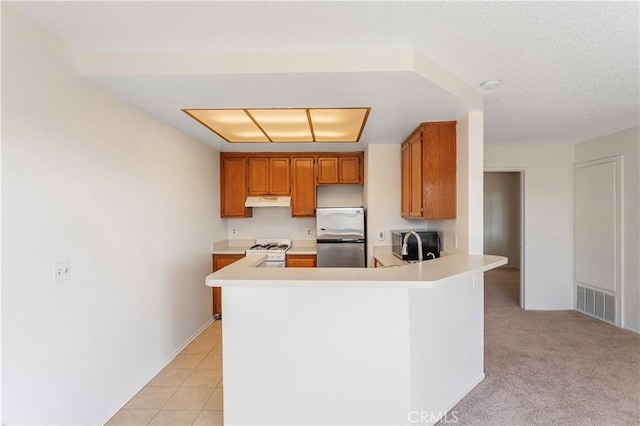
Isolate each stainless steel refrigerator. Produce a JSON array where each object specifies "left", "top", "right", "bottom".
[{"left": 316, "top": 207, "right": 366, "bottom": 267}]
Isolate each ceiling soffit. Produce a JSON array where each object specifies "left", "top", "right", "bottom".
[{"left": 78, "top": 47, "right": 483, "bottom": 111}]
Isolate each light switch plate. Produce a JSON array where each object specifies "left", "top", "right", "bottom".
[{"left": 377, "top": 230, "right": 384, "bottom": 241}]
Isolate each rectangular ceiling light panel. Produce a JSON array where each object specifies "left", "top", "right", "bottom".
[
  {"left": 183, "top": 109, "right": 269, "bottom": 143},
  {"left": 310, "top": 108, "right": 370, "bottom": 142},
  {"left": 247, "top": 109, "right": 313, "bottom": 142},
  {"left": 183, "top": 108, "right": 370, "bottom": 143}
]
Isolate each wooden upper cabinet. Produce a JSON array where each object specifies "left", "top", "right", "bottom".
[
  {"left": 248, "top": 157, "right": 290, "bottom": 195},
  {"left": 423, "top": 122, "right": 456, "bottom": 219},
  {"left": 317, "top": 154, "right": 363, "bottom": 185},
  {"left": 248, "top": 157, "right": 269, "bottom": 195},
  {"left": 401, "top": 141, "right": 411, "bottom": 217},
  {"left": 269, "top": 157, "right": 290, "bottom": 194},
  {"left": 401, "top": 134, "right": 422, "bottom": 218},
  {"left": 221, "top": 151, "right": 363, "bottom": 218},
  {"left": 400, "top": 121, "right": 456, "bottom": 220},
  {"left": 291, "top": 157, "right": 316, "bottom": 217},
  {"left": 409, "top": 133, "right": 423, "bottom": 218},
  {"left": 221, "top": 154, "right": 252, "bottom": 218},
  {"left": 339, "top": 156, "right": 362, "bottom": 184},
  {"left": 316, "top": 157, "right": 339, "bottom": 184}
]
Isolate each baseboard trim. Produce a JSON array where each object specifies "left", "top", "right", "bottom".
[
  {"left": 624, "top": 324, "right": 640, "bottom": 334},
  {"left": 97, "top": 317, "right": 216, "bottom": 425},
  {"left": 433, "top": 373, "right": 486, "bottom": 425}
]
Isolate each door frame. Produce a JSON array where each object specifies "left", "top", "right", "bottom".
[{"left": 483, "top": 168, "right": 526, "bottom": 309}]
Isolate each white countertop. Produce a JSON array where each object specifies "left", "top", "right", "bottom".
[
  {"left": 211, "top": 239, "right": 254, "bottom": 255},
  {"left": 286, "top": 241, "right": 317, "bottom": 255},
  {"left": 212, "top": 239, "right": 317, "bottom": 255},
  {"left": 286, "top": 247, "right": 317, "bottom": 255},
  {"left": 206, "top": 253, "right": 507, "bottom": 288},
  {"left": 372, "top": 246, "right": 454, "bottom": 268},
  {"left": 374, "top": 252, "right": 406, "bottom": 267}
]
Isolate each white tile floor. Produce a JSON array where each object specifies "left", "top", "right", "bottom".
[{"left": 107, "top": 321, "right": 223, "bottom": 425}]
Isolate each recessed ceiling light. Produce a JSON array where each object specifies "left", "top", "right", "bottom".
[
  {"left": 182, "top": 107, "right": 371, "bottom": 143},
  {"left": 480, "top": 79, "right": 502, "bottom": 91}
]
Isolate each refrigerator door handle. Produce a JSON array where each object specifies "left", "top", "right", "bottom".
[{"left": 317, "top": 238, "right": 365, "bottom": 243}]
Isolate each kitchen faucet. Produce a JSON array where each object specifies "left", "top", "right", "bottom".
[{"left": 402, "top": 231, "right": 423, "bottom": 261}]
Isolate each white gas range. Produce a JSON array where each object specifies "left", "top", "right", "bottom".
[{"left": 245, "top": 239, "right": 291, "bottom": 267}]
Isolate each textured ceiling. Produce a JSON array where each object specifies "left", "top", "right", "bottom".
[{"left": 10, "top": 1, "right": 640, "bottom": 149}]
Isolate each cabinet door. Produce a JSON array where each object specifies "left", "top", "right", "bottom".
[
  {"left": 339, "top": 156, "right": 361, "bottom": 184},
  {"left": 286, "top": 254, "right": 317, "bottom": 267},
  {"left": 401, "top": 141, "right": 411, "bottom": 217},
  {"left": 212, "top": 254, "right": 244, "bottom": 318},
  {"left": 409, "top": 133, "right": 423, "bottom": 218},
  {"left": 248, "top": 157, "right": 290, "bottom": 195},
  {"left": 423, "top": 122, "right": 456, "bottom": 219},
  {"left": 221, "top": 156, "right": 251, "bottom": 218},
  {"left": 213, "top": 255, "right": 244, "bottom": 270},
  {"left": 317, "top": 157, "right": 339, "bottom": 184},
  {"left": 269, "top": 157, "right": 291, "bottom": 195},
  {"left": 291, "top": 157, "right": 316, "bottom": 217},
  {"left": 248, "top": 157, "right": 269, "bottom": 195}
]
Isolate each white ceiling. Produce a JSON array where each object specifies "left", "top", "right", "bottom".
[{"left": 10, "top": 1, "right": 640, "bottom": 151}]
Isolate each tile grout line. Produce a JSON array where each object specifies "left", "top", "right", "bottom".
[
  {"left": 148, "top": 332, "right": 219, "bottom": 425},
  {"left": 108, "top": 321, "right": 223, "bottom": 425}
]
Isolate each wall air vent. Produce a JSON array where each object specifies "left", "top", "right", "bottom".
[{"left": 576, "top": 284, "right": 615, "bottom": 325}]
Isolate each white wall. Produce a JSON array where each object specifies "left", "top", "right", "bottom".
[
  {"left": 317, "top": 185, "right": 363, "bottom": 208},
  {"left": 1, "top": 5, "right": 226, "bottom": 424},
  {"left": 485, "top": 144, "right": 574, "bottom": 310},
  {"left": 227, "top": 208, "right": 316, "bottom": 240},
  {"left": 364, "top": 144, "right": 418, "bottom": 265},
  {"left": 574, "top": 127, "right": 639, "bottom": 332},
  {"left": 484, "top": 172, "right": 521, "bottom": 268}
]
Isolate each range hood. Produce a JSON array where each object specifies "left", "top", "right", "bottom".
[{"left": 245, "top": 196, "right": 291, "bottom": 208}]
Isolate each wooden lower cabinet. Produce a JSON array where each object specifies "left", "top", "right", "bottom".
[
  {"left": 286, "top": 254, "right": 317, "bottom": 267},
  {"left": 211, "top": 253, "right": 244, "bottom": 318}
]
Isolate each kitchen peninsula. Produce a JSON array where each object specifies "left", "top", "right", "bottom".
[{"left": 206, "top": 253, "right": 506, "bottom": 425}]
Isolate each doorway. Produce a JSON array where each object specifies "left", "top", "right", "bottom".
[{"left": 483, "top": 171, "right": 524, "bottom": 308}]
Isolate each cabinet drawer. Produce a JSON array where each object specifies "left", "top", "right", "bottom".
[{"left": 286, "top": 254, "right": 317, "bottom": 267}]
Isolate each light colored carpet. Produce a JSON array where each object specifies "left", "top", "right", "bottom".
[{"left": 449, "top": 268, "right": 640, "bottom": 425}]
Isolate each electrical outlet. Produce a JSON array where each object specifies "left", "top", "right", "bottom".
[
  {"left": 306, "top": 228, "right": 312, "bottom": 236},
  {"left": 231, "top": 227, "right": 237, "bottom": 236},
  {"left": 377, "top": 230, "right": 384, "bottom": 241},
  {"left": 53, "top": 261, "right": 71, "bottom": 283}
]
